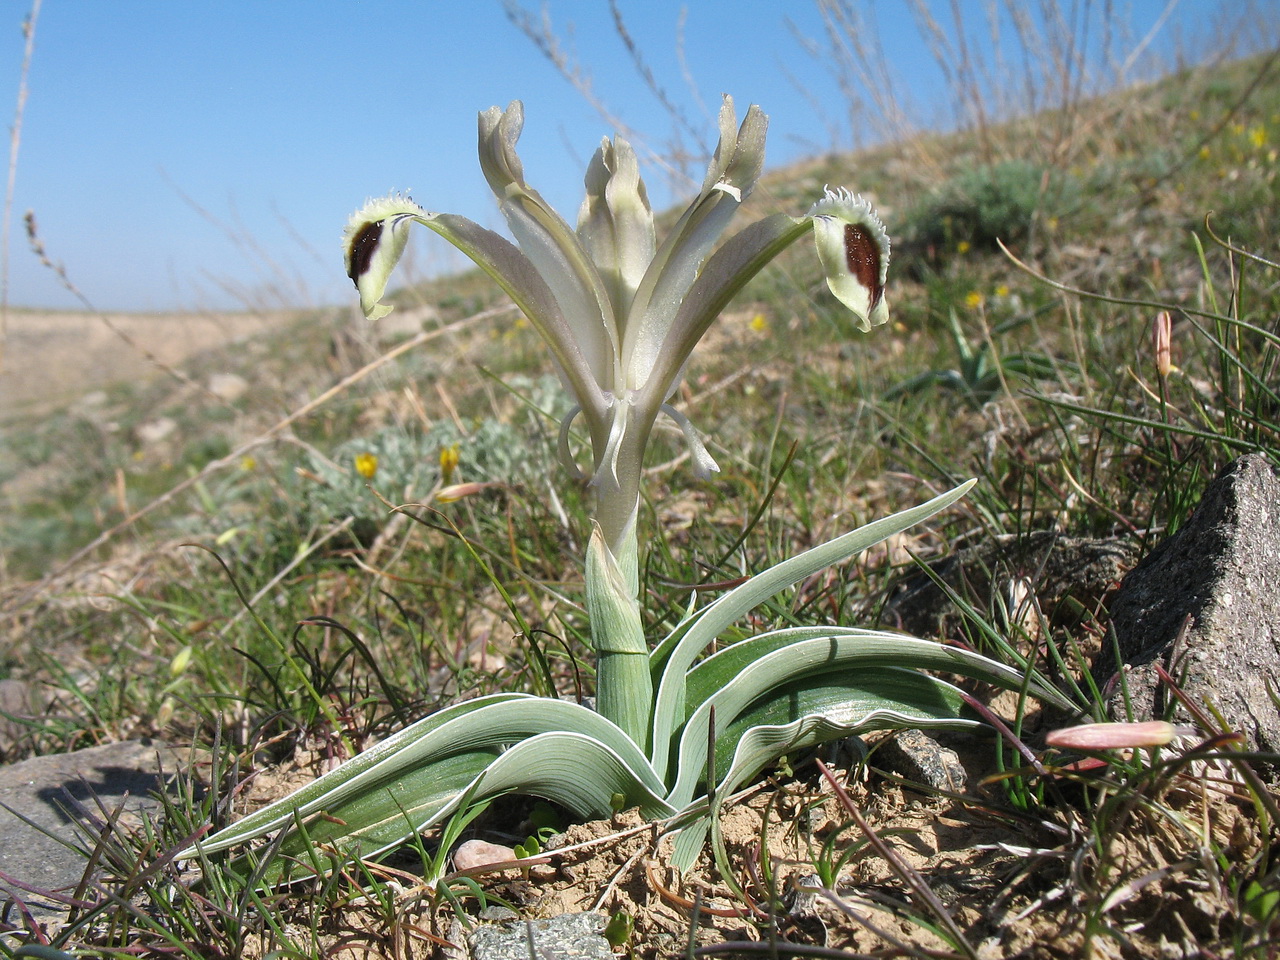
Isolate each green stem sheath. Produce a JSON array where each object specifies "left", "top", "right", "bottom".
[{"left": 586, "top": 519, "right": 652, "bottom": 751}]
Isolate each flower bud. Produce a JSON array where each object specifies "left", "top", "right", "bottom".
[
  {"left": 1045, "top": 720, "right": 1179, "bottom": 750},
  {"left": 1152, "top": 310, "right": 1172, "bottom": 378}
]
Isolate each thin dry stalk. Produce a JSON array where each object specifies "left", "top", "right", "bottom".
[
  {"left": 1, "top": 0, "right": 40, "bottom": 362},
  {"left": 501, "top": 0, "right": 705, "bottom": 192},
  {"left": 802, "top": 0, "right": 1238, "bottom": 175}
]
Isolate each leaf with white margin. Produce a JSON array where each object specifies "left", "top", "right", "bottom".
[
  {"left": 187, "top": 694, "right": 663, "bottom": 858},
  {"left": 666, "top": 692, "right": 971, "bottom": 871},
  {"left": 665, "top": 633, "right": 1036, "bottom": 808},
  {"left": 262, "top": 730, "right": 675, "bottom": 882},
  {"left": 682, "top": 626, "right": 1071, "bottom": 720},
  {"left": 649, "top": 480, "right": 976, "bottom": 775}
]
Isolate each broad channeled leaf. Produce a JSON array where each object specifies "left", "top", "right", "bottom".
[
  {"left": 649, "top": 481, "right": 977, "bottom": 774},
  {"left": 260, "top": 731, "right": 675, "bottom": 882},
  {"left": 665, "top": 632, "right": 1023, "bottom": 807},
  {"left": 187, "top": 695, "right": 665, "bottom": 861}
]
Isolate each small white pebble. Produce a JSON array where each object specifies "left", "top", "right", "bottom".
[{"left": 453, "top": 839, "right": 518, "bottom": 871}]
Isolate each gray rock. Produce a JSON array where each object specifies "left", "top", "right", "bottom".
[
  {"left": 1100, "top": 454, "right": 1280, "bottom": 753},
  {"left": 875, "top": 729, "right": 969, "bottom": 793},
  {"left": 0, "top": 739, "right": 185, "bottom": 925},
  {"left": 468, "top": 911, "right": 612, "bottom": 960}
]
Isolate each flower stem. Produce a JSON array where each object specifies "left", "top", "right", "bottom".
[{"left": 586, "top": 520, "right": 652, "bottom": 750}]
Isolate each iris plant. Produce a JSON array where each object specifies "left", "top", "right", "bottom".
[{"left": 188, "top": 98, "right": 1067, "bottom": 884}]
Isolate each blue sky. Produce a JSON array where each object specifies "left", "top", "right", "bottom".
[{"left": 0, "top": 0, "right": 1258, "bottom": 313}]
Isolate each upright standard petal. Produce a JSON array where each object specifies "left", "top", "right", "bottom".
[
  {"left": 623, "top": 98, "right": 768, "bottom": 394},
  {"left": 700, "top": 95, "right": 768, "bottom": 195},
  {"left": 808, "top": 187, "right": 891, "bottom": 331},
  {"left": 479, "top": 102, "right": 620, "bottom": 388},
  {"left": 578, "top": 136, "right": 655, "bottom": 323},
  {"left": 343, "top": 195, "right": 424, "bottom": 320},
  {"left": 477, "top": 103, "right": 527, "bottom": 197}
]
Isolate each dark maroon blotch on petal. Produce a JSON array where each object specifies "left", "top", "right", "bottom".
[
  {"left": 347, "top": 221, "right": 385, "bottom": 284},
  {"left": 844, "top": 224, "right": 883, "bottom": 308}
]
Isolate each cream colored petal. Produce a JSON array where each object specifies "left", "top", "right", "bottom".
[
  {"left": 478, "top": 101, "right": 620, "bottom": 389},
  {"left": 624, "top": 99, "right": 769, "bottom": 393},
  {"left": 342, "top": 195, "right": 426, "bottom": 320},
  {"left": 578, "top": 136, "right": 655, "bottom": 322},
  {"left": 808, "top": 187, "right": 891, "bottom": 332}
]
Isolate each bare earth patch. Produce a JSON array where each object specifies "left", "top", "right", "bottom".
[{"left": 0, "top": 308, "right": 299, "bottom": 419}]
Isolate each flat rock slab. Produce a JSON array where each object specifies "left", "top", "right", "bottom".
[
  {"left": 0, "top": 739, "right": 183, "bottom": 922},
  {"left": 1101, "top": 454, "right": 1280, "bottom": 753},
  {"left": 469, "top": 911, "right": 612, "bottom": 960}
]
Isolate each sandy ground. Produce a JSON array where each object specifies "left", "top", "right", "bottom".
[{"left": 0, "top": 308, "right": 297, "bottom": 419}]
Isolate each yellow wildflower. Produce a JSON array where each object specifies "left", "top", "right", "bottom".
[
  {"left": 957, "top": 240, "right": 971, "bottom": 254},
  {"left": 995, "top": 284, "right": 1010, "bottom": 298},
  {"left": 354, "top": 452, "right": 378, "bottom": 479},
  {"left": 240, "top": 455, "right": 257, "bottom": 472},
  {"left": 749, "top": 313, "right": 768, "bottom": 332},
  {"left": 1249, "top": 125, "right": 1267, "bottom": 149},
  {"left": 440, "top": 444, "right": 461, "bottom": 485},
  {"left": 964, "top": 291, "right": 983, "bottom": 309}
]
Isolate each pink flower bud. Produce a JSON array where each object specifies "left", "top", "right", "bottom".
[
  {"left": 1153, "top": 310, "right": 1172, "bottom": 378},
  {"left": 1045, "top": 720, "right": 1178, "bottom": 751},
  {"left": 435, "top": 481, "right": 499, "bottom": 502}
]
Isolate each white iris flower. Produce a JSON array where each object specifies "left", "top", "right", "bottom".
[{"left": 343, "top": 97, "right": 890, "bottom": 556}]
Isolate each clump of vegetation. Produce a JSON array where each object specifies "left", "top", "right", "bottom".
[
  {"left": 1, "top": 11, "right": 1278, "bottom": 960},
  {"left": 899, "top": 159, "right": 1076, "bottom": 257}
]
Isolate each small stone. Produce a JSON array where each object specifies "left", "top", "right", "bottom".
[
  {"left": 453, "top": 839, "right": 518, "bottom": 872},
  {"left": 876, "top": 729, "right": 969, "bottom": 793},
  {"left": 136, "top": 416, "right": 178, "bottom": 445},
  {"left": 477, "top": 905, "right": 520, "bottom": 922},
  {"left": 527, "top": 863, "right": 557, "bottom": 881},
  {"left": 74, "top": 390, "right": 108, "bottom": 417},
  {"left": 469, "top": 912, "right": 612, "bottom": 960},
  {"left": 207, "top": 372, "right": 249, "bottom": 403}
]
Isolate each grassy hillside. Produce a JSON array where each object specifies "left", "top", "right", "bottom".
[{"left": 0, "top": 47, "right": 1278, "bottom": 958}]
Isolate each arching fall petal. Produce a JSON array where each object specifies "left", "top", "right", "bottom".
[
  {"left": 342, "top": 196, "right": 608, "bottom": 438},
  {"left": 808, "top": 187, "right": 891, "bottom": 331},
  {"left": 343, "top": 195, "right": 423, "bottom": 320}
]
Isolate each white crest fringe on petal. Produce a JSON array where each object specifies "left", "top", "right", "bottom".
[{"left": 807, "top": 186, "right": 891, "bottom": 332}]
